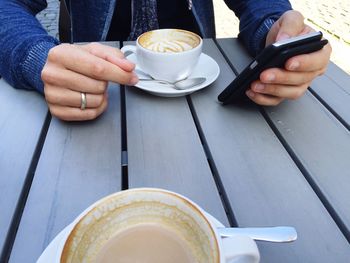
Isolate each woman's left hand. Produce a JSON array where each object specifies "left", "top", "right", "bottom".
[{"left": 246, "top": 10, "right": 332, "bottom": 106}]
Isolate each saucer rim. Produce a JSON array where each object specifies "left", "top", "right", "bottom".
[{"left": 127, "top": 53, "right": 220, "bottom": 97}]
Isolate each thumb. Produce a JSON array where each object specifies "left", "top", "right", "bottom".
[{"left": 276, "top": 10, "right": 305, "bottom": 41}]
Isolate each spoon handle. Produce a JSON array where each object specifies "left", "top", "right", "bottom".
[
  {"left": 138, "top": 77, "right": 206, "bottom": 90},
  {"left": 218, "top": 226, "right": 297, "bottom": 243},
  {"left": 138, "top": 78, "right": 173, "bottom": 85}
]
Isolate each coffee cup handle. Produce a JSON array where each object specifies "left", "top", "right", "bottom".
[
  {"left": 222, "top": 235, "right": 260, "bottom": 263},
  {"left": 121, "top": 45, "right": 136, "bottom": 56}
]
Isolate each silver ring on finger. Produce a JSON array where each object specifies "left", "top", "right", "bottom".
[{"left": 80, "top": 92, "right": 87, "bottom": 110}]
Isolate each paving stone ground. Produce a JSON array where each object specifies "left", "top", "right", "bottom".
[
  {"left": 36, "top": 0, "right": 59, "bottom": 39},
  {"left": 36, "top": 0, "right": 350, "bottom": 74}
]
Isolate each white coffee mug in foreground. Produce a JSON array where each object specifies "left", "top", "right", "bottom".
[
  {"left": 57, "top": 188, "right": 259, "bottom": 263},
  {"left": 121, "top": 29, "right": 203, "bottom": 82}
]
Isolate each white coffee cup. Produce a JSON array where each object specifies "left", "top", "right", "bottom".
[
  {"left": 121, "top": 29, "right": 203, "bottom": 82},
  {"left": 57, "top": 188, "right": 259, "bottom": 263}
]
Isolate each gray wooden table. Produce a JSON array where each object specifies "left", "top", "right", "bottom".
[{"left": 1, "top": 38, "right": 350, "bottom": 263}]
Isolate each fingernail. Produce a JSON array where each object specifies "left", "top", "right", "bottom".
[
  {"left": 254, "top": 83, "right": 264, "bottom": 91},
  {"left": 277, "top": 33, "right": 290, "bottom": 41},
  {"left": 130, "top": 76, "right": 139, "bottom": 85},
  {"left": 266, "top": 74, "right": 275, "bottom": 82},
  {"left": 246, "top": 90, "right": 255, "bottom": 98},
  {"left": 289, "top": 61, "right": 300, "bottom": 70}
]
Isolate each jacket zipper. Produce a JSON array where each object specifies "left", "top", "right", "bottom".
[{"left": 187, "top": 0, "right": 192, "bottom": 10}]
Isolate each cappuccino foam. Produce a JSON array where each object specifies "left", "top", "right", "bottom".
[{"left": 139, "top": 29, "right": 201, "bottom": 53}]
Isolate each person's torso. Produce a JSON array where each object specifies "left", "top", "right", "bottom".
[
  {"left": 69, "top": 0, "right": 216, "bottom": 42},
  {"left": 107, "top": 0, "right": 201, "bottom": 41}
]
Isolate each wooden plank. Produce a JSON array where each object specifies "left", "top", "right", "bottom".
[
  {"left": 0, "top": 79, "right": 48, "bottom": 255},
  {"left": 324, "top": 62, "right": 350, "bottom": 95},
  {"left": 9, "top": 83, "right": 123, "bottom": 262},
  {"left": 191, "top": 38, "right": 350, "bottom": 262},
  {"left": 122, "top": 41, "right": 229, "bottom": 226},
  {"left": 310, "top": 64, "right": 350, "bottom": 128},
  {"left": 265, "top": 94, "right": 350, "bottom": 228}
]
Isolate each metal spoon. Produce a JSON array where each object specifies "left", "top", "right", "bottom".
[
  {"left": 138, "top": 77, "right": 206, "bottom": 90},
  {"left": 218, "top": 226, "right": 297, "bottom": 243}
]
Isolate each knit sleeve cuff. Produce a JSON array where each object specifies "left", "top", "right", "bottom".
[
  {"left": 249, "top": 17, "right": 278, "bottom": 56},
  {"left": 20, "top": 39, "right": 59, "bottom": 94}
]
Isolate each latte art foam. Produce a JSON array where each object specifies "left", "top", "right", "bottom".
[
  {"left": 139, "top": 29, "right": 201, "bottom": 53},
  {"left": 145, "top": 40, "right": 194, "bottom": 53}
]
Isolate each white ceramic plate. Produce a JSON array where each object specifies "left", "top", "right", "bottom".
[
  {"left": 36, "top": 212, "right": 225, "bottom": 262},
  {"left": 36, "top": 224, "right": 72, "bottom": 263},
  {"left": 127, "top": 53, "right": 220, "bottom": 97}
]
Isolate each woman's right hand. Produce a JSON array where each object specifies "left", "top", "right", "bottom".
[{"left": 41, "top": 42, "right": 138, "bottom": 121}]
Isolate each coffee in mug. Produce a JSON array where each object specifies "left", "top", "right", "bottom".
[
  {"left": 96, "top": 223, "right": 195, "bottom": 263},
  {"left": 138, "top": 29, "right": 201, "bottom": 53},
  {"left": 58, "top": 188, "right": 259, "bottom": 263},
  {"left": 121, "top": 29, "right": 203, "bottom": 83}
]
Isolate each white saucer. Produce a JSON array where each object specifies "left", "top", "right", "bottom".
[
  {"left": 36, "top": 224, "right": 72, "bottom": 263},
  {"left": 127, "top": 53, "right": 220, "bottom": 97},
  {"left": 36, "top": 212, "right": 225, "bottom": 262}
]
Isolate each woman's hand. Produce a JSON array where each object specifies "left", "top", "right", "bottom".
[
  {"left": 41, "top": 42, "right": 138, "bottom": 121},
  {"left": 246, "top": 10, "right": 332, "bottom": 106}
]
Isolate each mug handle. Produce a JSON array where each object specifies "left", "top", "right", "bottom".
[
  {"left": 222, "top": 235, "right": 260, "bottom": 263},
  {"left": 121, "top": 45, "right": 136, "bottom": 56}
]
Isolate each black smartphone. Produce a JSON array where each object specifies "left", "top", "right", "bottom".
[{"left": 218, "top": 31, "right": 328, "bottom": 104}]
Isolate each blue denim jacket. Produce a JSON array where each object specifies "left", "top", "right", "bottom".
[{"left": 0, "top": 0, "right": 291, "bottom": 93}]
